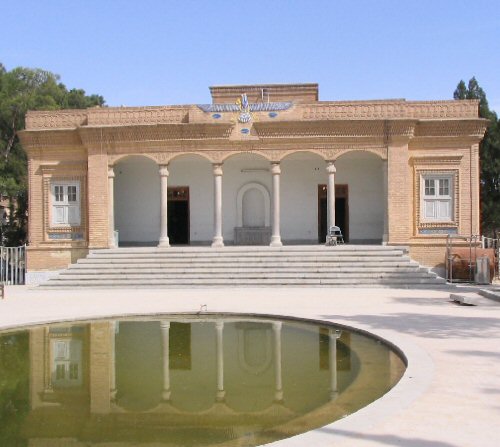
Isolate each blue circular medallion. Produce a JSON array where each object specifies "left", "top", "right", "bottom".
[
  {"left": 241, "top": 128, "right": 250, "bottom": 134},
  {"left": 269, "top": 112, "right": 278, "bottom": 118},
  {"left": 212, "top": 113, "right": 222, "bottom": 119}
]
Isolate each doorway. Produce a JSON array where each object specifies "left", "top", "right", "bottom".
[
  {"left": 168, "top": 187, "right": 189, "bottom": 245},
  {"left": 318, "top": 185, "right": 349, "bottom": 243}
]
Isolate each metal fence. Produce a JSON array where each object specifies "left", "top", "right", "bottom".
[
  {"left": 446, "top": 235, "right": 499, "bottom": 283},
  {"left": 0, "top": 245, "right": 26, "bottom": 285},
  {"left": 482, "top": 236, "right": 500, "bottom": 280}
]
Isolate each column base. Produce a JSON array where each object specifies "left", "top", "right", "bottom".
[
  {"left": 211, "top": 237, "right": 224, "bottom": 247},
  {"left": 270, "top": 236, "right": 282, "bottom": 247},
  {"left": 382, "top": 234, "right": 389, "bottom": 245},
  {"left": 330, "top": 390, "right": 339, "bottom": 401},
  {"left": 274, "top": 390, "right": 284, "bottom": 402},
  {"left": 216, "top": 390, "right": 226, "bottom": 402},
  {"left": 162, "top": 389, "right": 171, "bottom": 401},
  {"left": 158, "top": 237, "right": 170, "bottom": 248}
]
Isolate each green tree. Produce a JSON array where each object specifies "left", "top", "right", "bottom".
[
  {"left": 454, "top": 77, "right": 500, "bottom": 236},
  {"left": 0, "top": 64, "right": 105, "bottom": 245}
]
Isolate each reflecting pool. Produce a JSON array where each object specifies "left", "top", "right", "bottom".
[{"left": 0, "top": 314, "right": 405, "bottom": 446}]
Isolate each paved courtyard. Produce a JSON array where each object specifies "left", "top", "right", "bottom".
[{"left": 1, "top": 285, "right": 499, "bottom": 447}]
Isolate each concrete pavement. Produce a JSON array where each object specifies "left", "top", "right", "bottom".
[{"left": 1, "top": 285, "right": 499, "bottom": 447}]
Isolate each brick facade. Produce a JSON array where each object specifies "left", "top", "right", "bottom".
[{"left": 18, "top": 83, "right": 487, "bottom": 274}]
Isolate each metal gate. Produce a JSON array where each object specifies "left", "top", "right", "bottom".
[
  {"left": 446, "top": 235, "right": 499, "bottom": 283},
  {"left": 0, "top": 245, "right": 26, "bottom": 285}
]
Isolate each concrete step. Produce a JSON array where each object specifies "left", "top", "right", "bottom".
[
  {"left": 55, "top": 272, "right": 439, "bottom": 280},
  {"left": 40, "top": 245, "right": 444, "bottom": 289},
  {"left": 42, "top": 277, "right": 447, "bottom": 287},
  {"left": 76, "top": 256, "right": 416, "bottom": 266},
  {"left": 64, "top": 266, "right": 428, "bottom": 274}
]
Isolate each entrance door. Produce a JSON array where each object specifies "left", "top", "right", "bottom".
[
  {"left": 318, "top": 185, "right": 349, "bottom": 243},
  {"left": 167, "top": 187, "right": 189, "bottom": 245}
]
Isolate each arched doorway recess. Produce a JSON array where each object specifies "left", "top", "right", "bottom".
[
  {"left": 223, "top": 153, "right": 272, "bottom": 245},
  {"left": 168, "top": 154, "right": 212, "bottom": 245},
  {"left": 335, "top": 151, "right": 384, "bottom": 244},
  {"left": 114, "top": 155, "right": 160, "bottom": 246}
]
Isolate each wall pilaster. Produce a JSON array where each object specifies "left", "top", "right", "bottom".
[
  {"left": 387, "top": 142, "right": 411, "bottom": 244},
  {"left": 88, "top": 147, "right": 110, "bottom": 248}
]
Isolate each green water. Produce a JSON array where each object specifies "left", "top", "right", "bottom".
[{"left": 0, "top": 315, "right": 405, "bottom": 446}]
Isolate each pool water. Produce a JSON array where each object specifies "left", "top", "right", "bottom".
[{"left": 0, "top": 314, "right": 405, "bottom": 446}]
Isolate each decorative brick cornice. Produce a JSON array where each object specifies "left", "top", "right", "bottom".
[
  {"left": 414, "top": 119, "right": 488, "bottom": 138},
  {"left": 253, "top": 119, "right": 417, "bottom": 140},
  {"left": 78, "top": 123, "right": 233, "bottom": 145},
  {"left": 18, "top": 129, "right": 82, "bottom": 148},
  {"left": 301, "top": 100, "right": 479, "bottom": 120},
  {"left": 25, "top": 106, "right": 191, "bottom": 130},
  {"left": 87, "top": 106, "right": 189, "bottom": 126},
  {"left": 411, "top": 155, "right": 463, "bottom": 166},
  {"left": 25, "top": 110, "right": 88, "bottom": 129}
]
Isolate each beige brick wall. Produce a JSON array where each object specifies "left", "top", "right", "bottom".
[
  {"left": 410, "top": 243, "right": 447, "bottom": 270},
  {"left": 27, "top": 247, "right": 89, "bottom": 271},
  {"left": 89, "top": 322, "right": 112, "bottom": 414},
  {"left": 87, "top": 149, "right": 110, "bottom": 249},
  {"left": 387, "top": 142, "right": 411, "bottom": 243}
]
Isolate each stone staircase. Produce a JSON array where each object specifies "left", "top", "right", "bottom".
[{"left": 39, "top": 245, "right": 448, "bottom": 288}]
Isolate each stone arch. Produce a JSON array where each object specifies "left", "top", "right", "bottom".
[
  {"left": 236, "top": 182, "right": 271, "bottom": 227},
  {"left": 167, "top": 151, "right": 213, "bottom": 164},
  {"left": 221, "top": 150, "right": 271, "bottom": 163},
  {"left": 333, "top": 147, "right": 387, "bottom": 161},
  {"left": 280, "top": 149, "right": 327, "bottom": 162},
  {"left": 109, "top": 153, "right": 158, "bottom": 166}
]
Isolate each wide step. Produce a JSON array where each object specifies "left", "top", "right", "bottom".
[{"left": 40, "top": 245, "right": 446, "bottom": 288}]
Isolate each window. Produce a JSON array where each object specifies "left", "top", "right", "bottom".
[
  {"left": 421, "top": 175, "right": 453, "bottom": 222},
  {"left": 51, "top": 181, "right": 80, "bottom": 226}
]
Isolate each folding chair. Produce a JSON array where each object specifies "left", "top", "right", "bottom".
[{"left": 325, "top": 226, "right": 344, "bottom": 246}]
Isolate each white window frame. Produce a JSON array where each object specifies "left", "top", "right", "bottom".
[
  {"left": 51, "top": 180, "right": 81, "bottom": 227},
  {"left": 420, "top": 174, "right": 454, "bottom": 222}
]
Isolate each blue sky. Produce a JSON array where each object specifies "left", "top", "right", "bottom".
[{"left": 2, "top": 0, "right": 499, "bottom": 112}]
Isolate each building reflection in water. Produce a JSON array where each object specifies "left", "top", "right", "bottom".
[{"left": 0, "top": 315, "right": 405, "bottom": 446}]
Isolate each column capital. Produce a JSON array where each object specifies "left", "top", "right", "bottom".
[
  {"left": 160, "top": 321, "right": 171, "bottom": 330},
  {"left": 326, "top": 161, "right": 336, "bottom": 174},
  {"left": 213, "top": 163, "right": 223, "bottom": 176},
  {"left": 271, "top": 162, "right": 281, "bottom": 175},
  {"left": 108, "top": 166, "right": 115, "bottom": 178},
  {"left": 159, "top": 164, "right": 169, "bottom": 177}
]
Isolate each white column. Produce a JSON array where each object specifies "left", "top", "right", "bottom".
[
  {"left": 326, "top": 161, "right": 336, "bottom": 230},
  {"left": 270, "top": 162, "right": 283, "bottom": 246},
  {"left": 110, "top": 321, "right": 117, "bottom": 401},
  {"left": 212, "top": 163, "right": 224, "bottom": 247},
  {"left": 273, "top": 321, "right": 283, "bottom": 402},
  {"left": 108, "top": 166, "right": 117, "bottom": 248},
  {"left": 161, "top": 321, "right": 171, "bottom": 401},
  {"left": 329, "top": 328, "right": 342, "bottom": 400},
  {"left": 158, "top": 165, "right": 170, "bottom": 247},
  {"left": 382, "top": 160, "right": 389, "bottom": 244},
  {"left": 215, "top": 321, "right": 225, "bottom": 401}
]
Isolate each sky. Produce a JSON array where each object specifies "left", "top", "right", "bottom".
[{"left": 2, "top": 0, "right": 499, "bottom": 112}]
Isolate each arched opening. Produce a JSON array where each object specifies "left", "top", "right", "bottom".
[
  {"left": 281, "top": 151, "right": 327, "bottom": 244},
  {"left": 335, "top": 150, "right": 384, "bottom": 244},
  {"left": 168, "top": 154, "right": 212, "bottom": 245},
  {"left": 114, "top": 155, "right": 160, "bottom": 246},
  {"left": 242, "top": 188, "right": 265, "bottom": 226},
  {"left": 223, "top": 153, "right": 271, "bottom": 245}
]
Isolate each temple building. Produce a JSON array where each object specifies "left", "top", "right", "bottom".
[{"left": 19, "top": 83, "right": 487, "bottom": 283}]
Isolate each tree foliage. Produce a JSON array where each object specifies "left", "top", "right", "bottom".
[
  {"left": 0, "top": 63, "right": 105, "bottom": 245},
  {"left": 454, "top": 77, "right": 500, "bottom": 236}
]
